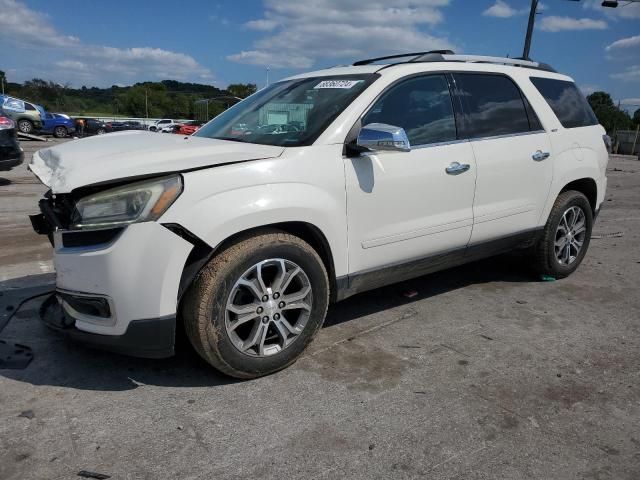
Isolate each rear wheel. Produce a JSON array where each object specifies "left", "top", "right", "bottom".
[
  {"left": 532, "top": 190, "right": 593, "bottom": 278},
  {"left": 53, "top": 126, "right": 67, "bottom": 138},
  {"left": 183, "top": 231, "right": 329, "bottom": 378},
  {"left": 96, "top": 128, "right": 106, "bottom": 135},
  {"left": 17, "top": 119, "right": 33, "bottom": 134}
]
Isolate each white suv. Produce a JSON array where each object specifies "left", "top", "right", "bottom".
[{"left": 29, "top": 52, "right": 608, "bottom": 378}]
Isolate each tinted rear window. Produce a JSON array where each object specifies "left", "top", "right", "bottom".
[
  {"left": 530, "top": 77, "right": 598, "bottom": 129},
  {"left": 454, "top": 73, "right": 532, "bottom": 138}
]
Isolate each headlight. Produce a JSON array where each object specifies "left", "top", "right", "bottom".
[{"left": 70, "top": 175, "right": 182, "bottom": 230}]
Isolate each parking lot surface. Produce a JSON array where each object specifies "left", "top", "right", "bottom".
[{"left": 1, "top": 139, "right": 639, "bottom": 479}]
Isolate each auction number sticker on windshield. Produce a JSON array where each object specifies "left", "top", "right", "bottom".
[{"left": 314, "top": 80, "right": 362, "bottom": 89}]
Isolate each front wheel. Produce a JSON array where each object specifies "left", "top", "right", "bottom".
[
  {"left": 532, "top": 190, "right": 593, "bottom": 279},
  {"left": 183, "top": 231, "right": 329, "bottom": 378},
  {"left": 96, "top": 128, "right": 106, "bottom": 135},
  {"left": 53, "top": 126, "right": 67, "bottom": 138}
]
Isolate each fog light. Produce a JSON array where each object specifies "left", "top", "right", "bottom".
[{"left": 58, "top": 292, "right": 111, "bottom": 319}]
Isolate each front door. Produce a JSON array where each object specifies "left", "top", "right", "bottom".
[{"left": 345, "top": 74, "right": 477, "bottom": 288}]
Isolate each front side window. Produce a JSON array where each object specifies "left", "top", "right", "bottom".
[
  {"left": 362, "top": 74, "right": 457, "bottom": 146},
  {"left": 25, "top": 103, "right": 36, "bottom": 111},
  {"left": 530, "top": 77, "right": 598, "bottom": 129},
  {"left": 454, "top": 73, "right": 532, "bottom": 138},
  {"left": 196, "top": 75, "right": 377, "bottom": 147}
]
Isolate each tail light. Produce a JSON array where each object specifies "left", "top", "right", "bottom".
[{"left": 0, "top": 116, "right": 15, "bottom": 130}]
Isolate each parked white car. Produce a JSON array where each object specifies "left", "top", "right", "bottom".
[
  {"left": 29, "top": 51, "right": 608, "bottom": 378},
  {"left": 149, "top": 119, "right": 175, "bottom": 132}
]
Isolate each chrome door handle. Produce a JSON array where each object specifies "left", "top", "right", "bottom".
[
  {"left": 532, "top": 150, "right": 550, "bottom": 161},
  {"left": 445, "top": 162, "right": 470, "bottom": 175}
]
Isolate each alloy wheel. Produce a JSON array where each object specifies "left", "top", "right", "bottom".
[
  {"left": 554, "top": 205, "right": 586, "bottom": 265},
  {"left": 224, "top": 258, "right": 313, "bottom": 357},
  {"left": 18, "top": 120, "right": 32, "bottom": 133}
]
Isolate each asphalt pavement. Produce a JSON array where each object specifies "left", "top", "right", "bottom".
[{"left": 0, "top": 138, "right": 639, "bottom": 479}]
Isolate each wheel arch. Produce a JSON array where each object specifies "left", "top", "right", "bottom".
[
  {"left": 174, "top": 221, "right": 339, "bottom": 308},
  {"left": 560, "top": 177, "right": 598, "bottom": 214}
]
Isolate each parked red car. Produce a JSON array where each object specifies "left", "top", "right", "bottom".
[{"left": 176, "top": 121, "right": 204, "bottom": 136}]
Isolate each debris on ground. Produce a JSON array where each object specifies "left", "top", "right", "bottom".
[
  {"left": 0, "top": 340, "right": 34, "bottom": 369},
  {"left": 592, "top": 232, "right": 624, "bottom": 239},
  {"left": 18, "top": 410, "right": 34, "bottom": 419},
  {"left": 540, "top": 275, "right": 556, "bottom": 282},
  {"left": 403, "top": 289, "right": 418, "bottom": 298},
  {"left": 77, "top": 471, "right": 111, "bottom": 479}
]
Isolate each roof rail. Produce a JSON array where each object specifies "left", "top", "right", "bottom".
[
  {"left": 355, "top": 51, "right": 556, "bottom": 72},
  {"left": 436, "top": 54, "right": 556, "bottom": 72},
  {"left": 353, "top": 50, "right": 454, "bottom": 66}
]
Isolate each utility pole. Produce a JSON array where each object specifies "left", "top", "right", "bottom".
[
  {"left": 522, "top": 0, "right": 539, "bottom": 60},
  {"left": 266, "top": 67, "right": 270, "bottom": 87}
]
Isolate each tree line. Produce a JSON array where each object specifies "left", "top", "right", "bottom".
[
  {"left": 586, "top": 91, "right": 639, "bottom": 134},
  {"left": 0, "top": 69, "right": 637, "bottom": 130},
  {"left": 0, "top": 70, "right": 256, "bottom": 119}
]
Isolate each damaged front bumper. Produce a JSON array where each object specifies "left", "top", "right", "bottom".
[
  {"left": 30, "top": 194, "right": 195, "bottom": 358},
  {"left": 39, "top": 294, "right": 176, "bottom": 358}
]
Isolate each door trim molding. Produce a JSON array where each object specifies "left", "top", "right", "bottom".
[
  {"left": 362, "top": 217, "right": 473, "bottom": 249},
  {"left": 337, "top": 228, "right": 543, "bottom": 301}
]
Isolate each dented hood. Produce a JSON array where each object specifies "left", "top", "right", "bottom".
[{"left": 29, "top": 131, "right": 285, "bottom": 193}]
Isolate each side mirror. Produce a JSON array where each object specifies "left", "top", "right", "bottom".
[{"left": 356, "top": 123, "right": 411, "bottom": 153}]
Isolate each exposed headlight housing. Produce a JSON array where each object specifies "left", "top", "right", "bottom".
[{"left": 70, "top": 175, "right": 182, "bottom": 230}]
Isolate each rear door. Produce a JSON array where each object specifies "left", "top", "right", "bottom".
[
  {"left": 43, "top": 113, "right": 55, "bottom": 131},
  {"left": 345, "top": 74, "right": 477, "bottom": 283},
  {"left": 453, "top": 73, "right": 553, "bottom": 244}
]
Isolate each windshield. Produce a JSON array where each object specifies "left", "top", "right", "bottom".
[{"left": 195, "top": 74, "right": 377, "bottom": 147}]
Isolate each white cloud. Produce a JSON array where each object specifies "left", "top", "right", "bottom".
[
  {"left": 228, "top": 0, "right": 455, "bottom": 69},
  {"left": 0, "top": 0, "right": 79, "bottom": 47},
  {"left": 0, "top": 0, "right": 213, "bottom": 86},
  {"left": 583, "top": 0, "right": 640, "bottom": 20},
  {"left": 580, "top": 84, "right": 600, "bottom": 96},
  {"left": 611, "top": 65, "right": 640, "bottom": 82},
  {"left": 482, "top": 1, "right": 546, "bottom": 19},
  {"left": 539, "top": 16, "right": 607, "bottom": 32},
  {"left": 245, "top": 19, "right": 279, "bottom": 31},
  {"left": 620, "top": 98, "right": 640, "bottom": 106},
  {"left": 483, "top": 1, "right": 523, "bottom": 18},
  {"left": 606, "top": 34, "right": 640, "bottom": 51}
]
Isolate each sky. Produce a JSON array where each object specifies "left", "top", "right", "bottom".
[{"left": 0, "top": 0, "right": 638, "bottom": 109}]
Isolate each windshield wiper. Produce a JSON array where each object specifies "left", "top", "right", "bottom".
[{"left": 211, "top": 136, "right": 247, "bottom": 143}]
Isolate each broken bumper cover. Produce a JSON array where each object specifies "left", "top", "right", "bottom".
[
  {"left": 50, "top": 221, "right": 192, "bottom": 337},
  {"left": 39, "top": 294, "right": 176, "bottom": 358}
]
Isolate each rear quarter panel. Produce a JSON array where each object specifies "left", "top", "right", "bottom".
[{"left": 516, "top": 73, "right": 608, "bottom": 223}]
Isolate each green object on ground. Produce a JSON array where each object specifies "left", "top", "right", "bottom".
[{"left": 540, "top": 275, "right": 556, "bottom": 282}]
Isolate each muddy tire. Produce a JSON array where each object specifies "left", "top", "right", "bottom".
[
  {"left": 182, "top": 230, "right": 329, "bottom": 379},
  {"left": 532, "top": 190, "right": 593, "bottom": 279}
]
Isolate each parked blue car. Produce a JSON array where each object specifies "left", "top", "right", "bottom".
[{"left": 40, "top": 112, "right": 76, "bottom": 138}]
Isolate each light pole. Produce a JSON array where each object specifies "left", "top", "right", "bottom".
[{"left": 521, "top": 0, "right": 630, "bottom": 60}]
